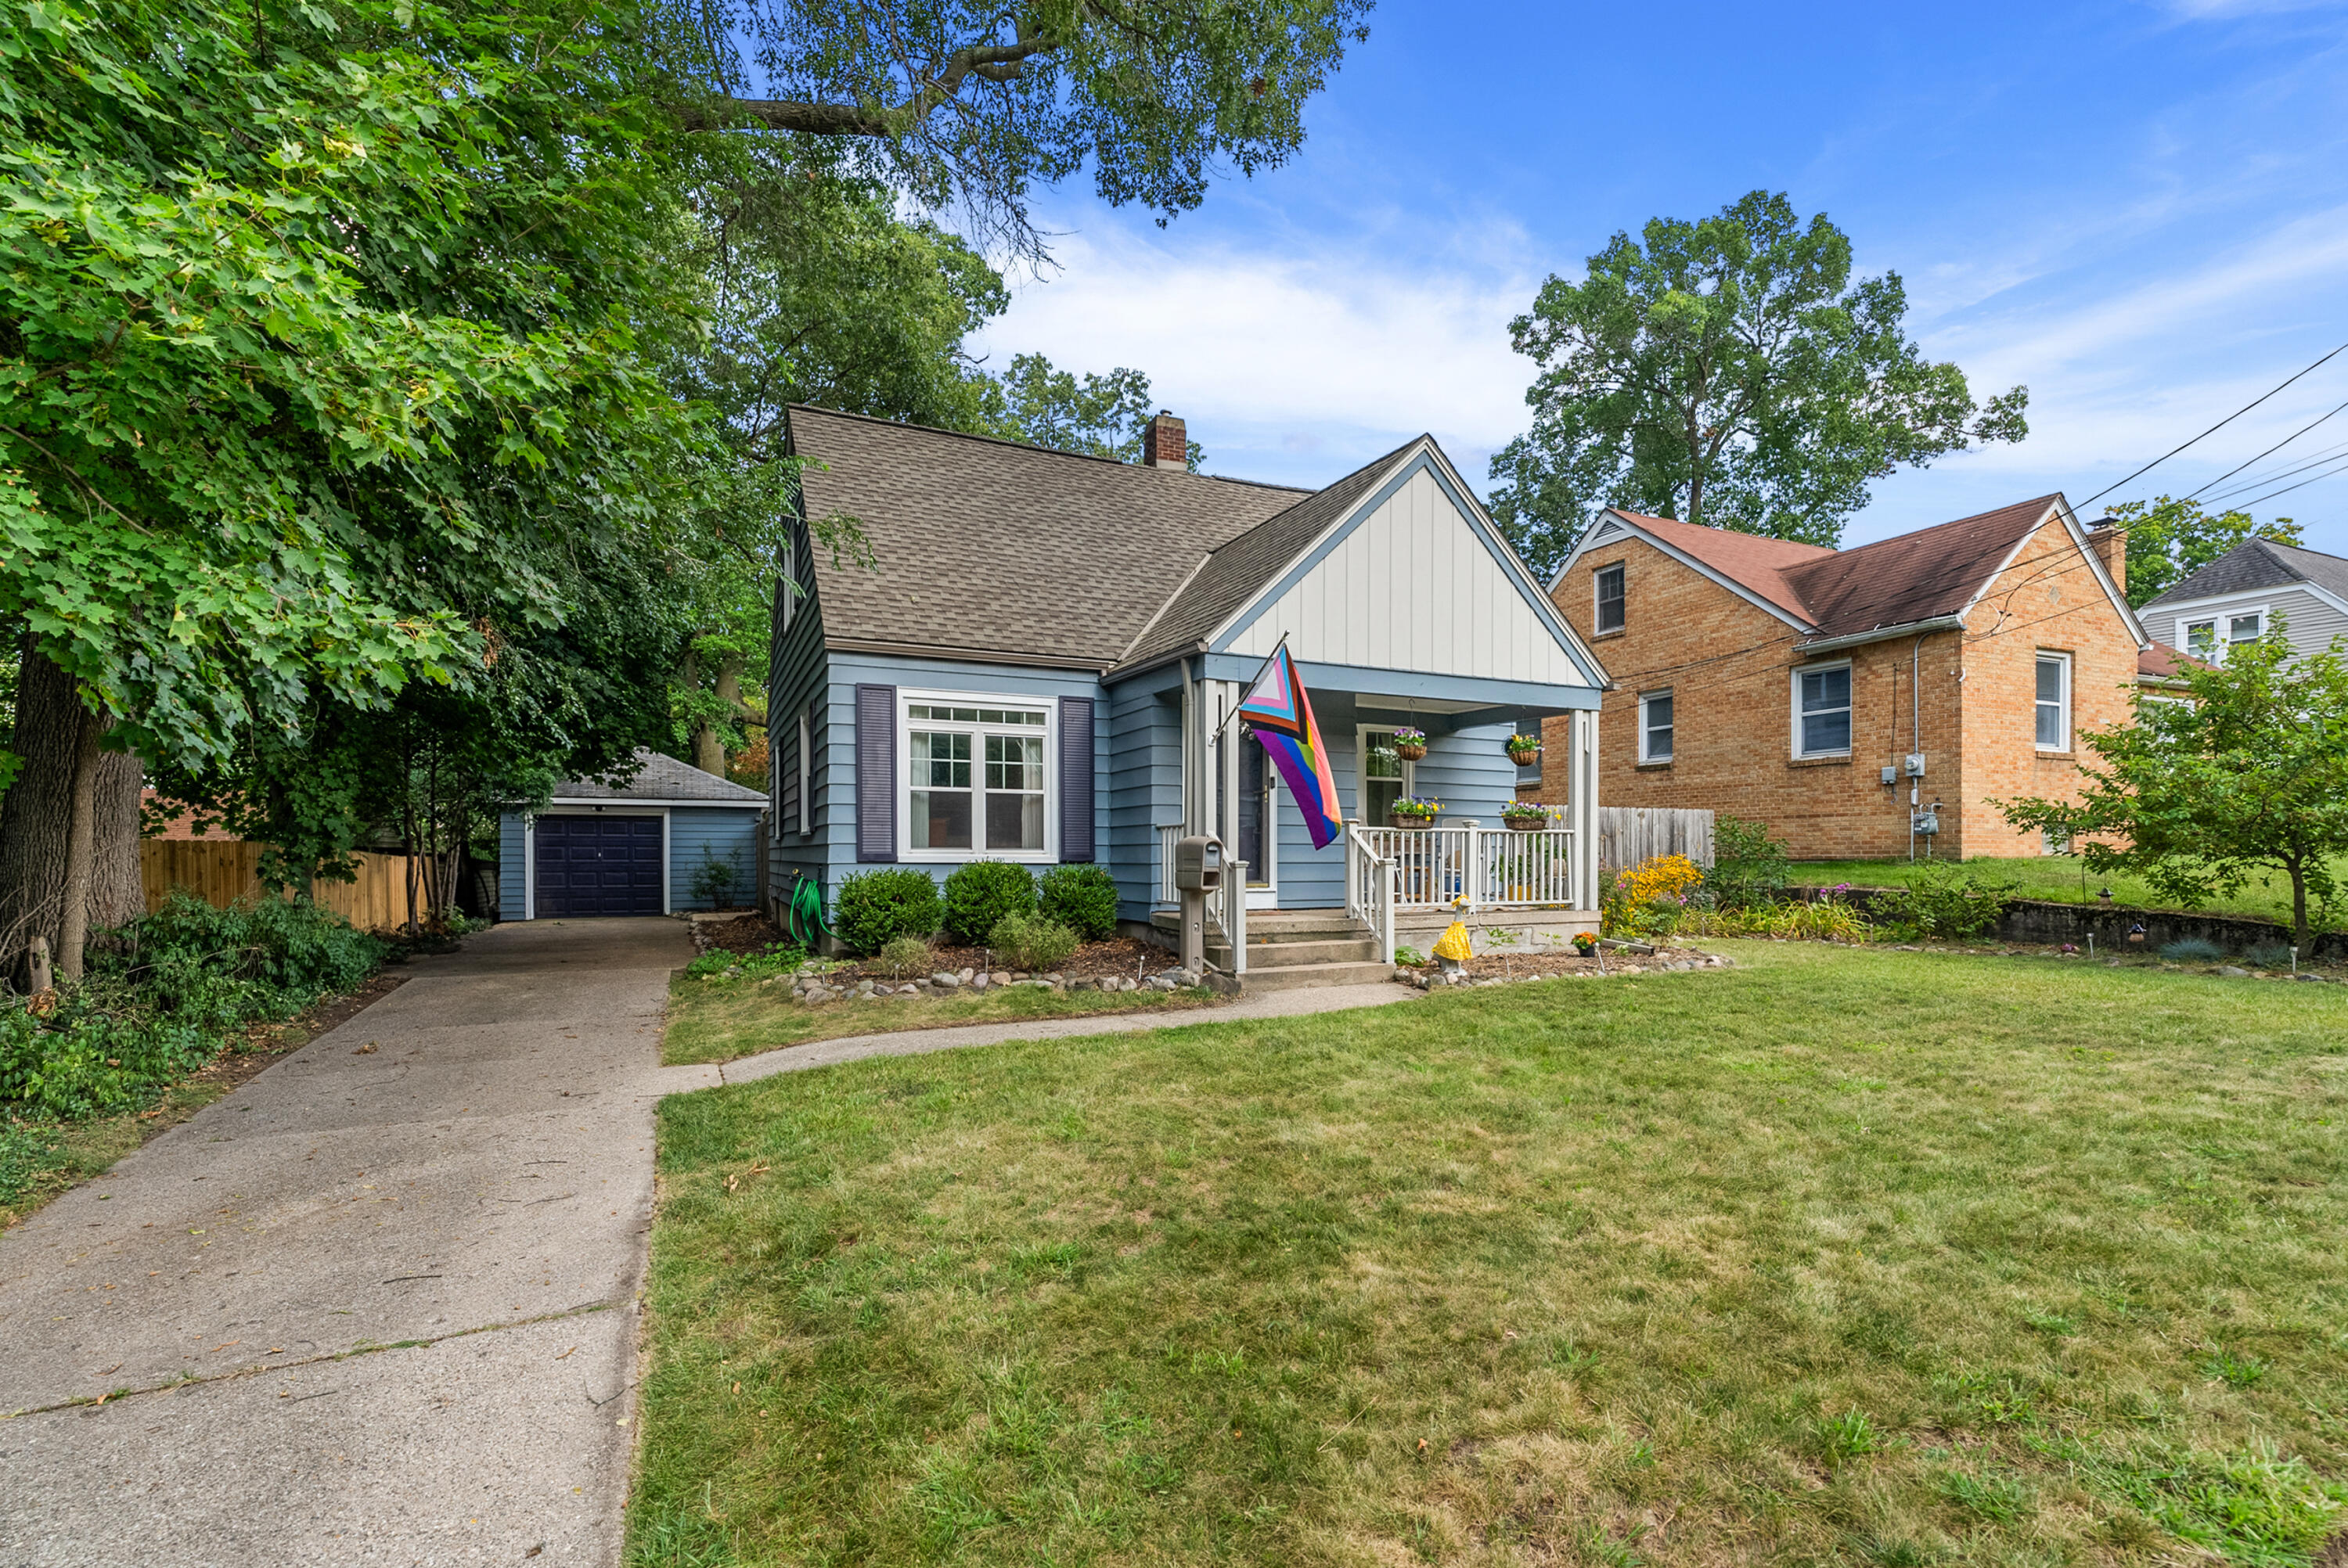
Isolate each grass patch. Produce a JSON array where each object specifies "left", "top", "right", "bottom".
[
  {"left": 1788, "top": 855, "right": 2348, "bottom": 930},
  {"left": 634, "top": 943, "right": 2348, "bottom": 1566},
  {"left": 662, "top": 976, "right": 1223, "bottom": 1066},
  {"left": 0, "top": 1077, "right": 229, "bottom": 1228}
]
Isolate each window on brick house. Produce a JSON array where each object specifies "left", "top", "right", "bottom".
[
  {"left": 1594, "top": 563, "right": 1626, "bottom": 634},
  {"left": 1638, "top": 690, "right": 1673, "bottom": 763},
  {"left": 1793, "top": 664, "right": 1851, "bottom": 757},
  {"left": 2036, "top": 653, "right": 2071, "bottom": 750}
]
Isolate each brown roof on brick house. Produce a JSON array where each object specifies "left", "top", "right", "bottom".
[
  {"left": 1599, "top": 510, "right": 1833, "bottom": 621},
  {"left": 2137, "top": 641, "right": 2199, "bottom": 682},
  {"left": 1781, "top": 495, "right": 2062, "bottom": 642}
]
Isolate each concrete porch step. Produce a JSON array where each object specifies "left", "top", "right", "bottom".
[
  {"left": 1225, "top": 958, "right": 1400, "bottom": 993},
  {"left": 1150, "top": 907, "right": 1369, "bottom": 944},
  {"left": 1229, "top": 937, "right": 1382, "bottom": 968}
]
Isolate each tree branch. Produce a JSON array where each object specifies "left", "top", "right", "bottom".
[{"left": 679, "top": 31, "right": 1063, "bottom": 138}]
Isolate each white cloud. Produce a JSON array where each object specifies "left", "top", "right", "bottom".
[{"left": 972, "top": 220, "right": 1544, "bottom": 489}]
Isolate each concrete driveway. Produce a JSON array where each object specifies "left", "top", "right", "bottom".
[{"left": 0, "top": 918, "right": 711, "bottom": 1567}]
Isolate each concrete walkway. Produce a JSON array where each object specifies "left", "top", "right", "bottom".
[
  {"left": 0, "top": 926, "right": 1417, "bottom": 1567},
  {"left": 0, "top": 919, "right": 717, "bottom": 1567}
]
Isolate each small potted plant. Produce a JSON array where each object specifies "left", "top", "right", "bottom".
[
  {"left": 1571, "top": 931, "right": 1599, "bottom": 956},
  {"left": 1388, "top": 795, "right": 1441, "bottom": 829},
  {"left": 1500, "top": 800, "right": 1552, "bottom": 833},
  {"left": 1391, "top": 726, "right": 1428, "bottom": 762},
  {"left": 1506, "top": 732, "right": 1542, "bottom": 766}
]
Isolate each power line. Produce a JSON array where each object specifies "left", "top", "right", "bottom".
[
  {"left": 2199, "top": 434, "right": 2348, "bottom": 507},
  {"left": 2231, "top": 451, "right": 2348, "bottom": 512},
  {"left": 2185, "top": 394, "right": 2348, "bottom": 502},
  {"left": 2082, "top": 338, "right": 2348, "bottom": 508}
]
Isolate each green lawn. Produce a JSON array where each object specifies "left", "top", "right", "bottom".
[
  {"left": 1788, "top": 855, "right": 2348, "bottom": 929},
  {"left": 663, "top": 976, "right": 1223, "bottom": 1066},
  {"left": 633, "top": 944, "right": 2348, "bottom": 1566}
]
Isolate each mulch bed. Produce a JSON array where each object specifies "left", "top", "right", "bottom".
[
  {"left": 688, "top": 913, "right": 1171, "bottom": 984},
  {"left": 1398, "top": 942, "right": 1727, "bottom": 987}
]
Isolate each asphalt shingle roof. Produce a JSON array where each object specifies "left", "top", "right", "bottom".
[
  {"left": 1597, "top": 509, "right": 1834, "bottom": 621},
  {"left": 788, "top": 407, "right": 1311, "bottom": 668},
  {"left": 2141, "top": 537, "right": 2348, "bottom": 609},
  {"left": 1115, "top": 441, "right": 1418, "bottom": 671},
  {"left": 553, "top": 750, "right": 767, "bottom": 804},
  {"left": 1782, "top": 495, "right": 2061, "bottom": 640}
]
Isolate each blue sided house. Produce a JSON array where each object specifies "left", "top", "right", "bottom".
[
  {"left": 498, "top": 750, "right": 766, "bottom": 919},
  {"left": 765, "top": 408, "right": 1610, "bottom": 986}
]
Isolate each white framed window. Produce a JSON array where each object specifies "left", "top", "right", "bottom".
[
  {"left": 2177, "top": 606, "right": 2267, "bottom": 662},
  {"left": 2036, "top": 652, "right": 2071, "bottom": 751},
  {"left": 1594, "top": 563, "right": 1626, "bottom": 635},
  {"left": 901, "top": 692, "right": 1054, "bottom": 861},
  {"left": 796, "top": 710, "right": 812, "bottom": 835},
  {"left": 770, "top": 726, "right": 788, "bottom": 843},
  {"left": 1638, "top": 689, "right": 1674, "bottom": 763},
  {"left": 1356, "top": 725, "right": 1417, "bottom": 822},
  {"left": 1792, "top": 663, "right": 1851, "bottom": 757}
]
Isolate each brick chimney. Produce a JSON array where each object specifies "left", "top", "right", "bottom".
[
  {"left": 2086, "top": 518, "right": 2127, "bottom": 596},
  {"left": 1141, "top": 411, "right": 1186, "bottom": 468}
]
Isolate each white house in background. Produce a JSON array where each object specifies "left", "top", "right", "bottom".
[{"left": 2139, "top": 537, "right": 2348, "bottom": 662}]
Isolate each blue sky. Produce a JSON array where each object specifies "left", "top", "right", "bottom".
[{"left": 969, "top": 1, "right": 2348, "bottom": 550}]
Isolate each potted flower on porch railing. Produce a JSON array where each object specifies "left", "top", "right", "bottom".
[
  {"left": 1506, "top": 733, "right": 1542, "bottom": 766},
  {"left": 1388, "top": 795, "right": 1442, "bottom": 829},
  {"left": 1499, "top": 800, "right": 1553, "bottom": 832},
  {"left": 1391, "top": 726, "right": 1428, "bottom": 761}
]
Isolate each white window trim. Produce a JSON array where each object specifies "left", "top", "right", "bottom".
[
  {"left": 897, "top": 685, "right": 1058, "bottom": 864},
  {"left": 1354, "top": 723, "right": 1418, "bottom": 818},
  {"left": 1791, "top": 661, "right": 1853, "bottom": 759},
  {"left": 2177, "top": 603, "right": 2267, "bottom": 663},
  {"left": 769, "top": 728, "right": 786, "bottom": 843},
  {"left": 1638, "top": 689, "right": 1674, "bottom": 764},
  {"left": 796, "top": 710, "right": 813, "bottom": 836},
  {"left": 1593, "top": 561, "right": 1627, "bottom": 635},
  {"left": 2036, "top": 650, "right": 2073, "bottom": 753},
  {"left": 778, "top": 526, "right": 798, "bottom": 631},
  {"left": 521, "top": 804, "right": 671, "bottom": 921}
]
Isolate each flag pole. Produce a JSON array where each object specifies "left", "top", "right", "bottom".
[{"left": 1225, "top": 635, "right": 1290, "bottom": 741}]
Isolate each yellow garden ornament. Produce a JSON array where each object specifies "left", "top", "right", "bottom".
[{"left": 1431, "top": 919, "right": 1473, "bottom": 963}]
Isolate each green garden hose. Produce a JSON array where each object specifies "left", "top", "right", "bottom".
[{"left": 786, "top": 872, "right": 831, "bottom": 951}]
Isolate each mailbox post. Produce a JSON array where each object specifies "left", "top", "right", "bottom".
[{"left": 1172, "top": 835, "right": 1224, "bottom": 976}]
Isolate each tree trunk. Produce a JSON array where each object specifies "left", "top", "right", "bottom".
[
  {"left": 695, "top": 653, "right": 747, "bottom": 777},
  {"left": 2290, "top": 861, "right": 2310, "bottom": 949},
  {"left": 56, "top": 717, "right": 102, "bottom": 980},
  {"left": 88, "top": 750, "right": 146, "bottom": 933},
  {"left": 0, "top": 644, "right": 124, "bottom": 987}
]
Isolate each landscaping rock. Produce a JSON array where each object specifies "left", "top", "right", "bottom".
[
  {"left": 970, "top": 974, "right": 990, "bottom": 991},
  {"left": 957, "top": 967, "right": 975, "bottom": 984},
  {"left": 2218, "top": 965, "right": 2250, "bottom": 977},
  {"left": 931, "top": 972, "right": 961, "bottom": 989}
]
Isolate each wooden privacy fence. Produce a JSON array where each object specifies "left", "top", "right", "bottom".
[
  {"left": 1596, "top": 807, "right": 1715, "bottom": 876},
  {"left": 141, "top": 840, "right": 423, "bottom": 932}
]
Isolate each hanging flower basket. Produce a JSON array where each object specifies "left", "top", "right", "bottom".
[
  {"left": 1392, "top": 726, "right": 1428, "bottom": 762},
  {"left": 1388, "top": 796, "right": 1441, "bottom": 829},
  {"left": 1506, "top": 739, "right": 1543, "bottom": 765},
  {"left": 1500, "top": 802, "right": 1552, "bottom": 832}
]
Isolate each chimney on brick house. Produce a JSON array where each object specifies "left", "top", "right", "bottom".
[
  {"left": 1141, "top": 411, "right": 1187, "bottom": 468},
  {"left": 2085, "top": 517, "right": 2127, "bottom": 596}
]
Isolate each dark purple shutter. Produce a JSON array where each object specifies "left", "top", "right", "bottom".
[
  {"left": 1059, "top": 696, "right": 1095, "bottom": 862},
  {"left": 855, "top": 683, "right": 896, "bottom": 862}
]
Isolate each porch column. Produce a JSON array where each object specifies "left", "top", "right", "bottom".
[{"left": 1571, "top": 707, "right": 1600, "bottom": 910}]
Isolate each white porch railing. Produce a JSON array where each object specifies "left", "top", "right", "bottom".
[
  {"left": 1351, "top": 822, "right": 1582, "bottom": 912},
  {"left": 1154, "top": 824, "right": 1247, "bottom": 976},
  {"left": 1345, "top": 825, "right": 1398, "bottom": 964}
]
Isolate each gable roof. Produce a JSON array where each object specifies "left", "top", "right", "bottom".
[
  {"left": 787, "top": 406, "right": 1307, "bottom": 668},
  {"left": 1562, "top": 494, "right": 2144, "bottom": 649},
  {"left": 553, "top": 749, "right": 766, "bottom": 804},
  {"left": 1781, "top": 495, "right": 2060, "bottom": 641},
  {"left": 2141, "top": 536, "right": 2348, "bottom": 609},
  {"left": 2137, "top": 642, "right": 2198, "bottom": 683},
  {"left": 1116, "top": 441, "right": 1418, "bottom": 670}
]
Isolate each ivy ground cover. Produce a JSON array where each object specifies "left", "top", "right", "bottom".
[{"left": 632, "top": 943, "right": 2348, "bottom": 1566}]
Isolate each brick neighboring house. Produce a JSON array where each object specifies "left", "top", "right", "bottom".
[{"left": 1535, "top": 494, "right": 2154, "bottom": 861}]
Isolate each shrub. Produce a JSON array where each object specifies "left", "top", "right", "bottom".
[
  {"left": 942, "top": 860, "right": 1036, "bottom": 947},
  {"left": 989, "top": 912, "right": 1079, "bottom": 972},
  {"left": 688, "top": 847, "right": 745, "bottom": 907},
  {"left": 2159, "top": 937, "right": 2227, "bottom": 962},
  {"left": 1603, "top": 854, "right": 1704, "bottom": 937},
  {"left": 1707, "top": 815, "right": 1791, "bottom": 910},
  {"left": 1679, "top": 896, "right": 1873, "bottom": 944},
  {"left": 1037, "top": 865, "right": 1118, "bottom": 942},
  {"left": 833, "top": 869, "right": 942, "bottom": 955},
  {"left": 2244, "top": 940, "right": 2295, "bottom": 968},
  {"left": 1876, "top": 861, "right": 2017, "bottom": 940},
  {"left": 879, "top": 934, "right": 935, "bottom": 977}
]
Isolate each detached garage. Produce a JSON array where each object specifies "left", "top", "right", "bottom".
[{"left": 497, "top": 750, "right": 765, "bottom": 920}]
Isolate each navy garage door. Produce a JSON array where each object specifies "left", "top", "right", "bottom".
[{"left": 535, "top": 815, "right": 662, "bottom": 916}]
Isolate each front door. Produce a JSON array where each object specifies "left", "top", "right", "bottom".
[{"left": 1235, "top": 731, "right": 1277, "bottom": 907}]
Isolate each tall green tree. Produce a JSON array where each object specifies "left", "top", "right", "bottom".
[
  {"left": 2104, "top": 495, "right": 2303, "bottom": 608},
  {"left": 981, "top": 354, "right": 1205, "bottom": 466},
  {"left": 673, "top": 0, "right": 1373, "bottom": 255},
  {"left": 1997, "top": 628, "right": 2348, "bottom": 946},
  {"left": 1488, "top": 191, "right": 2030, "bottom": 579}
]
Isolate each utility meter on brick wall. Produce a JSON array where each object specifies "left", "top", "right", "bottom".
[
  {"left": 1904, "top": 753, "right": 1926, "bottom": 777},
  {"left": 1911, "top": 809, "right": 1940, "bottom": 836}
]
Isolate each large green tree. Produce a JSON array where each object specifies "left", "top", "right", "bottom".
[
  {"left": 1488, "top": 190, "right": 2030, "bottom": 578},
  {"left": 1997, "top": 628, "right": 2348, "bottom": 946},
  {"left": 2104, "top": 494, "right": 2303, "bottom": 609}
]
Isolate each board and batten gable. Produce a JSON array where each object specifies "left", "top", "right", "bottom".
[{"left": 1218, "top": 454, "right": 1597, "bottom": 689}]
